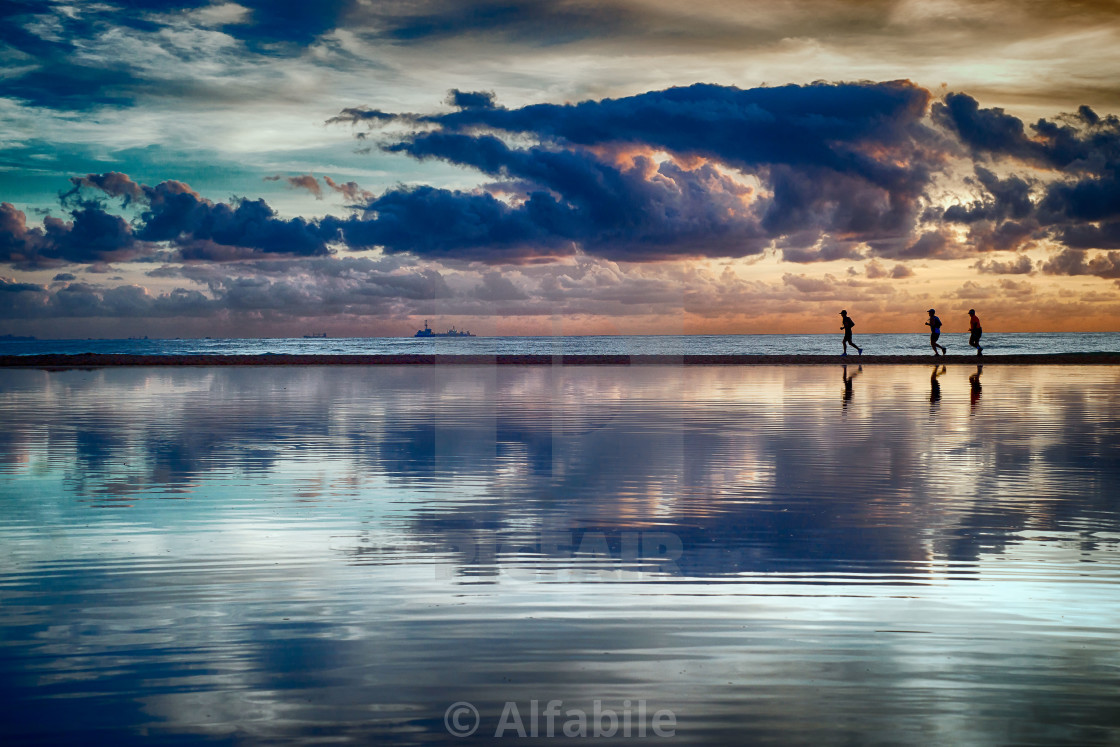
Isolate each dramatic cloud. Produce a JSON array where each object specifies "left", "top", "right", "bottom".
[
  {"left": 9, "top": 82, "right": 1120, "bottom": 279},
  {"left": 934, "top": 93, "right": 1115, "bottom": 171},
  {"left": 95, "top": 174, "right": 334, "bottom": 260},
  {"left": 941, "top": 168, "right": 1035, "bottom": 224},
  {"left": 330, "top": 80, "right": 939, "bottom": 262},
  {"left": 935, "top": 94, "right": 1120, "bottom": 254},
  {"left": 325, "top": 185, "right": 578, "bottom": 263},
  {"left": 1, "top": 173, "right": 338, "bottom": 267},
  {"left": 1, "top": 200, "right": 139, "bottom": 268},
  {"left": 143, "top": 191, "right": 332, "bottom": 261}
]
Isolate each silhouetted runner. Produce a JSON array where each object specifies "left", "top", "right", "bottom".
[
  {"left": 926, "top": 309, "right": 946, "bottom": 356},
  {"left": 968, "top": 309, "right": 983, "bottom": 355},
  {"left": 839, "top": 310, "right": 862, "bottom": 356}
]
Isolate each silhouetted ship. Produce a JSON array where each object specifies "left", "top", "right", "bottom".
[
  {"left": 414, "top": 320, "right": 474, "bottom": 337},
  {"left": 303, "top": 333, "right": 328, "bottom": 338}
]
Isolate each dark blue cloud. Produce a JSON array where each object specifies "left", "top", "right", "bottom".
[
  {"left": 1036, "top": 176, "right": 1120, "bottom": 224},
  {"left": 937, "top": 168, "right": 1041, "bottom": 252},
  {"left": 934, "top": 93, "right": 1120, "bottom": 178},
  {"left": 131, "top": 180, "right": 332, "bottom": 260},
  {"left": 1, "top": 200, "right": 137, "bottom": 268},
  {"left": 933, "top": 93, "right": 1119, "bottom": 171},
  {"left": 428, "top": 81, "right": 932, "bottom": 185},
  {"left": 2, "top": 173, "right": 336, "bottom": 267},
  {"left": 933, "top": 93, "right": 1044, "bottom": 164},
  {"left": 942, "top": 168, "right": 1034, "bottom": 224},
  {"left": 339, "top": 129, "right": 768, "bottom": 261},
  {"left": 935, "top": 93, "right": 1120, "bottom": 265},
  {"left": 325, "top": 186, "right": 572, "bottom": 263},
  {"left": 47, "top": 201, "right": 136, "bottom": 261},
  {"left": 332, "top": 81, "right": 935, "bottom": 261},
  {"left": 1058, "top": 221, "right": 1120, "bottom": 250},
  {"left": 446, "top": 89, "right": 497, "bottom": 110}
]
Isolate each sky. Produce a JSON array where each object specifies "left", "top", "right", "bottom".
[{"left": 3, "top": 0, "right": 1120, "bottom": 338}]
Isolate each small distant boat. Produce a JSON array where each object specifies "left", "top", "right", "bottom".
[
  {"left": 303, "top": 333, "right": 328, "bottom": 338},
  {"left": 414, "top": 320, "right": 475, "bottom": 337}
]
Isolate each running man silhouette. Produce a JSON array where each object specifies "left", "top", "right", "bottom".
[
  {"left": 968, "top": 309, "right": 983, "bottom": 355},
  {"left": 926, "top": 308, "right": 947, "bottom": 356},
  {"left": 839, "top": 310, "right": 862, "bottom": 356}
]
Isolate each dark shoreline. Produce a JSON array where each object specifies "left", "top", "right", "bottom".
[{"left": 3, "top": 352, "right": 1120, "bottom": 368}]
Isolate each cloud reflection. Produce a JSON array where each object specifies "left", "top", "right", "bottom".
[
  {"left": 2, "top": 364, "right": 1120, "bottom": 743},
  {"left": 2, "top": 364, "right": 1117, "bottom": 576}
]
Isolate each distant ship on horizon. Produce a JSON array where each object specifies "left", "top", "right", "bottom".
[{"left": 414, "top": 320, "right": 475, "bottom": 337}]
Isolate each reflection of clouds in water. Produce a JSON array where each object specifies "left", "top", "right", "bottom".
[
  {"left": 2, "top": 365, "right": 1119, "bottom": 572},
  {"left": 6, "top": 541, "right": 1120, "bottom": 744},
  {"left": 3, "top": 365, "right": 1120, "bottom": 743}
]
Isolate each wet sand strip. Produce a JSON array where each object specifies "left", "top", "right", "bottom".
[{"left": 3, "top": 352, "right": 1120, "bottom": 368}]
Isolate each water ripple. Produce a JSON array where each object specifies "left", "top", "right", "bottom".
[{"left": 1, "top": 364, "right": 1119, "bottom": 743}]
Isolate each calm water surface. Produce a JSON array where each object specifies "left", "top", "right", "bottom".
[{"left": 1, "top": 364, "right": 1119, "bottom": 745}]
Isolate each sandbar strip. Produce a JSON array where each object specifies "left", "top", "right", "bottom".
[{"left": 3, "top": 352, "right": 1120, "bottom": 368}]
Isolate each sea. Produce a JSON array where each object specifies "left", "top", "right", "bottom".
[
  {"left": 2, "top": 331, "right": 1119, "bottom": 357},
  {"left": 2, "top": 358, "right": 1119, "bottom": 743}
]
